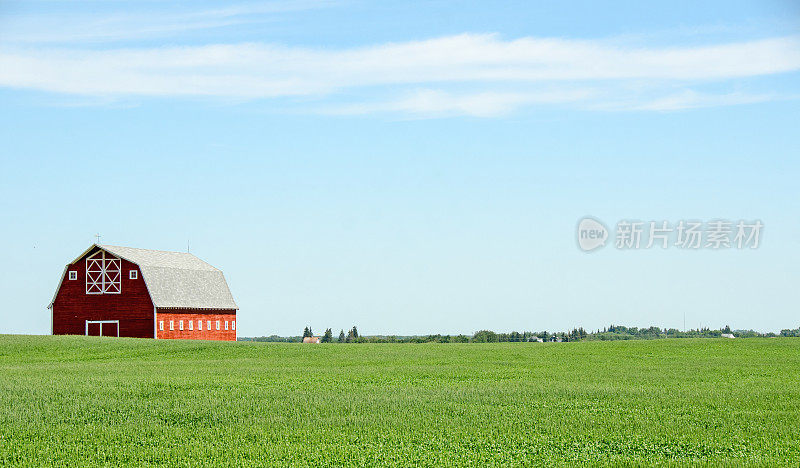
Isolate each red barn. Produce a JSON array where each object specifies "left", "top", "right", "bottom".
[{"left": 48, "top": 244, "right": 238, "bottom": 341}]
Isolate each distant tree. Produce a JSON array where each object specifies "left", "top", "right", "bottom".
[
  {"left": 303, "top": 326, "right": 312, "bottom": 338},
  {"left": 723, "top": 325, "right": 732, "bottom": 334},
  {"left": 472, "top": 330, "right": 498, "bottom": 343},
  {"left": 351, "top": 326, "right": 359, "bottom": 339},
  {"left": 321, "top": 328, "right": 333, "bottom": 343},
  {"left": 338, "top": 329, "right": 346, "bottom": 342},
  {"left": 345, "top": 328, "right": 354, "bottom": 343}
]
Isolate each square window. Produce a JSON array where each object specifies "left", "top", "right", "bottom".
[
  {"left": 159, "top": 321, "right": 164, "bottom": 331},
  {"left": 198, "top": 320, "right": 203, "bottom": 331},
  {"left": 216, "top": 321, "right": 220, "bottom": 330},
  {"left": 68, "top": 271, "right": 77, "bottom": 280},
  {"left": 170, "top": 320, "right": 174, "bottom": 331},
  {"left": 232, "top": 321, "right": 236, "bottom": 331},
  {"left": 129, "top": 270, "right": 138, "bottom": 280},
  {"left": 188, "top": 320, "right": 193, "bottom": 331},
  {"left": 207, "top": 320, "right": 211, "bottom": 330},
  {"left": 179, "top": 320, "right": 184, "bottom": 331},
  {"left": 225, "top": 321, "right": 229, "bottom": 330}
]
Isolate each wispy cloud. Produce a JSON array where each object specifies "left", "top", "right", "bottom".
[
  {"left": 1, "top": 33, "right": 798, "bottom": 115},
  {"left": 0, "top": 0, "right": 338, "bottom": 44},
  {"left": 324, "top": 88, "right": 597, "bottom": 118},
  {"left": 631, "top": 90, "right": 779, "bottom": 111}
]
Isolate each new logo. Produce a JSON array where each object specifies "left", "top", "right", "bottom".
[{"left": 577, "top": 217, "right": 608, "bottom": 252}]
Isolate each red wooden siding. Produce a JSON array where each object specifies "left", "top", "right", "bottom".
[
  {"left": 52, "top": 249, "right": 154, "bottom": 338},
  {"left": 156, "top": 309, "right": 236, "bottom": 341}
]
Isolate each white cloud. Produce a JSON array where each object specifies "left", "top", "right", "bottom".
[
  {"left": 631, "top": 90, "right": 778, "bottom": 111},
  {"left": 325, "top": 89, "right": 597, "bottom": 118},
  {"left": 0, "top": 33, "right": 798, "bottom": 115},
  {"left": 0, "top": 1, "right": 338, "bottom": 44}
]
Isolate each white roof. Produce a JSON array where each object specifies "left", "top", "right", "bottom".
[{"left": 49, "top": 244, "right": 238, "bottom": 310}]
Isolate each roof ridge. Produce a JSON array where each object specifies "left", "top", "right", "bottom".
[
  {"left": 100, "top": 245, "right": 220, "bottom": 272},
  {"left": 100, "top": 244, "right": 197, "bottom": 256},
  {"left": 142, "top": 264, "right": 220, "bottom": 272}
]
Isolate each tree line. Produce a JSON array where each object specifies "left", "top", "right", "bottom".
[
  {"left": 238, "top": 324, "right": 797, "bottom": 343},
  {"left": 303, "top": 326, "right": 360, "bottom": 343}
]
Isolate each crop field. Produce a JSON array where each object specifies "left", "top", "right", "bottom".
[{"left": 1, "top": 336, "right": 800, "bottom": 466}]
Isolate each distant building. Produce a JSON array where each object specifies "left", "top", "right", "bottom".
[
  {"left": 303, "top": 336, "right": 321, "bottom": 344},
  {"left": 48, "top": 244, "right": 238, "bottom": 340},
  {"left": 721, "top": 333, "right": 736, "bottom": 339}
]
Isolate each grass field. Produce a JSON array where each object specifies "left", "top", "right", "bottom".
[{"left": 2, "top": 336, "right": 799, "bottom": 466}]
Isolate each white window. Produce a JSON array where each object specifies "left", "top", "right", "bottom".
[
  {"left": 188, "top": 320, "right": 193, "bottom": 331},
  {"left": 207, "top": 320, "right": 211, "bottom": 330},
  {"left": 159, "top": 321, "right": 164, "bottom": 331},
  {"left": 170, "top": 320, "right": 174, "bottom": 331},
  {"left": 129, "top": 270, "right": 138, "bottom": 280},
  {"left": 225, "top": 321, "right": 229, "bottom": 330},
  {"left": 179, "top": 320, "right": 184, "bottom": 331},
  {"left": 69, "top": 271, "right": 77, "bottom": 280},
  {"left": 85, "top": 250, "right": 121, "bottom": 294},
  {"left": 216, "top": 320, "right": 220, "bottom": 330},
  {"left": 198, "top": 320, "right": 203, "bottom": 331},
  {"left": 232, "top": 321, "right": 236, "bottom": 331}
]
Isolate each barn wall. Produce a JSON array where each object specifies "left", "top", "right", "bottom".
[
  {"left": 156, "top": 309, "right": 236, "bottom": 341},
  {"left": 52, "top": 254, "right": 154, "bottom": 338}
]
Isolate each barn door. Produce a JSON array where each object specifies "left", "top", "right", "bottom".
[
  {"left": 86, "top": 322, "right": 101, "bottom": 336},
  {"left": 85, "top": 320, "right": 120, "bottom": 337},
  {"left": 103, "top": 322, "right": 119, "bottom": 337}
]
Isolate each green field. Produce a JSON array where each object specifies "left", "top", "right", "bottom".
[{"left": 2, "top": 336, "right": 799, "bottom": 466}]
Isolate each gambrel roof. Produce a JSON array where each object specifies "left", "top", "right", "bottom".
[{"left": 48, "top": 244, "right": 238, "bottom": 310}]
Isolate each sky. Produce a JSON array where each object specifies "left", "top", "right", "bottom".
[{"left": 1, "top": 0, "right": 799, "bottom": 337}]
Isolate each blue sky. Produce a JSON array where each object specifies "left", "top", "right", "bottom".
[{"left": 1, "top": 1, "right": 799, "bottom": 336}]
